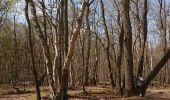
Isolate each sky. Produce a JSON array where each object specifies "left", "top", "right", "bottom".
[
  {"left": 9, "top": 0, "right": 170, "bottom": 46},
  {"left": 12, "top": 0, "right": 170, "bottom": 22}
]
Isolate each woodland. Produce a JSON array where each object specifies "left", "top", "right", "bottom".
[{"left": 0, "top": 0, "right": 170, "bottom": 100}]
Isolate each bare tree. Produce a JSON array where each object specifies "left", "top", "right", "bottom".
[
  {"left": 59, "top": 0, "right": 88, "bottom": 99},
  {"left": 0, "top": 0, "right": 10, "bottom": 30},
  {"left": 25, "top": 0, "right": 41, "bottom": 99},
  {"left": 142, "top": 48, "right": 170, "bottom": 95},
  {"left": 137, "top": 0, "right": 148, "bottom": 77},
  {"left": 28, "top": 0, "right": 57, "bottom": 99},
  {"left": 122, "top": 0, "right": 136, "bottom": 96},
  {"left": 100, "top": 0, "right": 115, "bottom": 88},
  {"left": 84, "top": 0, "right": 91, "bottom": 86}
]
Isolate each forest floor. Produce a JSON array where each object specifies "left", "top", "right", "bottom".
[{"left": 0, "top": 84, "right": 170, "bottom": 100}]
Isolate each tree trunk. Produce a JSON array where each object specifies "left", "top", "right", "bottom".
[
  {"left": 92, "top": 31, "right": 99, "bottom": 86},
  {"left": 91, "top": 10, "right": 98, "bottom": 86},
  {"left": 112, "top": 0, "right": 124, "bottom": 95},
  {"left": 84, "top": 1, "right": 91, "bottom": 86},
  {"left": 100, "top": 0, "right": 115, "bottom": 88},
  {"left": 59, "top": 1, "right": 87, "bottom": 99},
  {"left": 81, "top": 31, "right": 86, "bottom": 93},
  {"left": 122, "top": 0, "right": 136, "bottom": 96},
  {"left": 115, "top": 27, "right": 124, "bottom": 95},
  {"left": 28, "top": 0, "right": 57, "bottom": 99},
  {"left": 137, "top": 0, "right": 148, "bottom": 77},
  {"left": 25, "top": 0, "right": 41, "bottom": 99},
  {"left": 64, "top": 0, "right": 68, "bottom": 56},
  {"left": 142, "top": 48, "right": 170, "bottom": 96}
]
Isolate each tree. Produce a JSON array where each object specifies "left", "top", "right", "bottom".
[
  {"left": 0, "top": 0, "right": 13, "bottom": 30},
  {"left": 59, "top": 0, "right": 88, "bottom": 99},
  {"left": 1, "top": 0, "right": 170, "bottom": 99},
  {"left": 112, "top": 0, "right": 124, "bottom": 95},
  {"left": 122, "top": 0, "right": 136, "bottom": 96},
  {"left": 137, "top": 0, "right": 148, "bottom": 77},
  {"left": 28, "top": 0, "right": 57, "bottom": 99},
  {"left": 84, "top": 0, "right": 91, "bottom": 86},
  {"left": 100, "top": 0, "right": 115, "bottom": 88},
  {"left": 25, "top": 0, "right": 41, "bottom": 99},
  {"left": 142, "top": 48, "right": 170, "bottom": 95}
]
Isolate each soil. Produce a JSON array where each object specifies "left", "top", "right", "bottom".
[{"left": 0, "top": 84, "right": 170, "bottom": 100}]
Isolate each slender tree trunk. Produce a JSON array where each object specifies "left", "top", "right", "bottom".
[
  {"left": 112, "top": 0, "right": 123, "bottom": 95},
  {"left": 163, "top": 0, "right": 167, "bottom": 85},
  {"left": 91, "top": 11, "right": 98, "bottom": 85},
  {"left": 100, "top": 0, "right": 115, "bottom": 88},
  {"left": 137, "top": 0, "right": 148, "bottom": 77},
  {"left": 70, "top": 59, "right": 75, "bottom": 86},
  {"left": 92, "top": 29, "right": 99, "bottom": 86},
  {"left": 64, "top": 0, "right": 68, "bottom": 56},
  {"left": 80, "top": 31, "right": 86, "bottom": 93},
  {"left": 53, "top": 29, "right": 60, "bottom": 91},
  {"left": 25, "top": 1, "right": 41, "bottom": 99},
  {"left": 115, "top": 27, "right": 124, "bottom": 95}
]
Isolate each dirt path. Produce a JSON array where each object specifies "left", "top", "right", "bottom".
[
  {"left": 1, "top": 85, "right": 170, "bottom": 100},
  {"left": 146, "top": 87, "right": 170, "bottom": 100},
  {"left": 0, "top": 94, "right": 33, "bottom": 100}
]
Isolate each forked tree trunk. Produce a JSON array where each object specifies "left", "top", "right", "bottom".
[
  {"left": 28, "top": 0, "right": 57, "bottom": 99},
  {"left": 59, "top": 1, "right": 87, "bottom": 99}
]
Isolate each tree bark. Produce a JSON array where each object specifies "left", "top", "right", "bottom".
[
  {"left": 137, "top": 0, "right": 148, "bottom": 77},
  {"left": 91, "top": 9, "right": 98, "bottom": 86},
  {"left": 122, "top": 0, "right": 136, "bottom": 96},
  {"left": 84, "top": 1, "right": 91, "bottom": 86},
  {"left": 59, "top": 1, "right": 87, "bottom": 99},
  {"left": 113, "top": 0, "right": 124, "bottom": 95},
  {"left": 25, "top": 0, "right": 41, "bottom": 99},
  {"left": 28, "top": 0, "right": 57, "bottom": 99},
  {"left": 64, "top": 0, "right": 68, "bottom": 56},
  {"left": 100, "top": 0, "right": 115, "bottom": 88},
  {"left": 143, "top": 48, "right": 170, "bottom": 95},
  {"left": 115, "top": 26, "right": 124, "bottom": 95}
]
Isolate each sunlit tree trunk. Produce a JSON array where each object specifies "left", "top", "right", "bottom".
[
  {"left": 28, "top": 0, "right": 57, "bottom": 99},
  {"left": 59, "top": 1, "right": 87, "bottom": 99}
]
